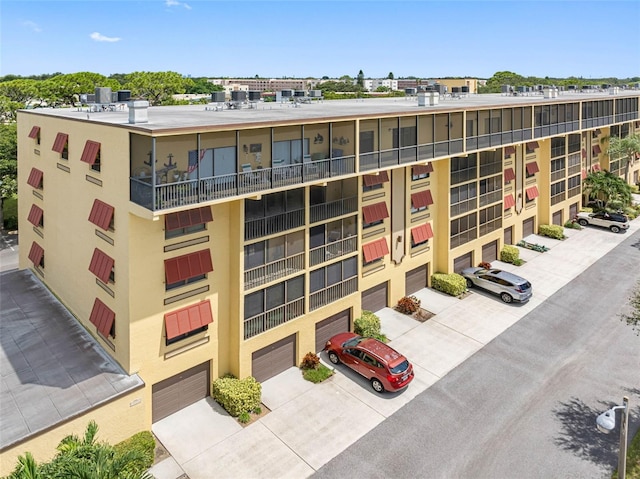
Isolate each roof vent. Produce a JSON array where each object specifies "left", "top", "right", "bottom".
[{"left": 128, "top": 100, "right": 149, "bottom": 124}]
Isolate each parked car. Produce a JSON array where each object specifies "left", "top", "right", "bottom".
[
  {"left": 461, "top": 268, "right": 533, "bottom": 303},
  {"left": 575, "top": 211, "right": 630, "bottom": 233},
  {"left": 324, "top": 332, "right": 414, "bottom": 393}
]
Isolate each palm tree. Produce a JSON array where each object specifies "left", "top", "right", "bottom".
[
  {"left": 605, "top": 133, "right": 640, "bottom": 184},
  {"left": 7, "top": 452, "right": 41, "bottom": 479},
  {"left": 583, "top": 170, "right": 632, "bottom": 209}
]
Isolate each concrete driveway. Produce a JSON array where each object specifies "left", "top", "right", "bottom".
[{"left": 150, "top": 215, "right": 640, "bottom": 479}]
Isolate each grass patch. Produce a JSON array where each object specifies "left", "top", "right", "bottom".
[
  {"left": 616, "top": 428, "right": 640, "bottom": 478},
  {"left": 302, "top": 363, "right": 334, "bottom": 383}
]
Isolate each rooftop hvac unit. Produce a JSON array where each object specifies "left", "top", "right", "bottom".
[
  {"left": 451, "top": 87, "right": 460, "bottom": 93},
  {"left": 211, "top": 91, "right": 225, "bottom": 102},
  {"left": 95, "top": 87, "right": 112, "bottom": 104},
  {"left": 87, "top": 94, "right": 96, "bottom": 103},
  {"left": 501, "top": 85, "right": 511, "bottom": 94},
  {"left": 80, "top": 94, "right": 88, "bottom": 104},
  {"left": 117, "top": 90, "right": 131, "bottom": 102},
  {"left": 461, "top": 86, "right": 469, "bottom": 93},
  {"left": 231, "top": 90, "right": 247, "bottom": 101},
  {"left": 281, "top": 89, "right": 293, "bottom": 97},
  {"left": 294, "top": 90, "right": 306, "bottom": 97},
  {"left": 248, "top": 91, "right": 261, "bottom": 101},
  {"left": 308, "top": 90, "right": 322, "bottom": 97},
  {"left": 405, "top": 88, "right": 417, "bottom": 95}
]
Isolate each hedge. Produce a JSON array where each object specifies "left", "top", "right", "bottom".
[
  {"left": 212, "top": 376, "right": 261, "bottom": 417},
  {"left": 114, "top": 431, "right": 155, "bottom": 475},
  {"left": 538, "top": 224, "right": 565, "bottom": 240},
  {"left": 354, "top": 310, "right": 381, "bottom": 338},
  {"left": 431, "top": 273, "right": 466, "bottom": 297},
  {"left": 500, "top": 245, "right": 520, "bottom": 264}
]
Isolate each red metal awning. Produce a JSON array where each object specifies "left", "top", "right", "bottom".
[
  {"left": 165, "top": 300, "right": 213, "bottom": 340},
  {"left": 89, "top": 298, "right": 115, "bottom": 338},
  {"left": 504, "top": 194, "right": 516, "bottom": 210},
  {"left": 363, "top": 238, "right": 389, "bottom": 263}
]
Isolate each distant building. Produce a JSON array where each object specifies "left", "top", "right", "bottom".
[
  {"left": 360, "top": 79, "right": 399, "bottom": 91},
  {"left": 209, "top": 78, "right": 316, "bottom": 92}
]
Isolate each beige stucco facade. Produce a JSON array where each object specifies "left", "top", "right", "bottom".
[{"left": 10, "top": 92, "right": 640, "bottom": 468}]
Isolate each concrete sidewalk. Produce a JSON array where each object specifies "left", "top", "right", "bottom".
[{"left": 150, "top": 217, "right": 639, "bottom": 479}]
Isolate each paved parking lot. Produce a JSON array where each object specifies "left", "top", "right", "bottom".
[{"left": 150, "top": 214, "right": 640, "bottom": 479}]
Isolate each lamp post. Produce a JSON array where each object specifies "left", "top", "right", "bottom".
[{"left": 596, "top": 396, "right": 629, "bottom": 479}]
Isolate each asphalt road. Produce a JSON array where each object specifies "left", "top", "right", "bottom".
[{"left": 315, "top": 229, "right": 640, "bottom": 479}]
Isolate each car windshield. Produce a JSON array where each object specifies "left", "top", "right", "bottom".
[
  {"left": 342, "top": 336, "right": 364, "bottom": 348},
  {"left": 390, "top": 359, "right": 409, "bottom": 374}
]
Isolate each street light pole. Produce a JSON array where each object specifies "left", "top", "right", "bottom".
[{"left": 596, "top": 396, "right": 629, "bottom": 479}]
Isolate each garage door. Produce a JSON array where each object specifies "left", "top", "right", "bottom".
[
  {"left": 361, "top": 282, "right": 388, "bottom": 313},
  {"left": 405, "top": 264, "right": 428, "bottom": 296},
  {"left": 152, "top": 361, "right": 210, "bottom": 422},
  {"left": 552, "top": 211, "right": 562, "bottom": 226},
  {"left": 252, "top": 334, "right": 296, "bottom": 383},
  {"left": 453, "top": 252, "right": 472, "bottom": 273},
  {"left": 569, "top": 203, "right": 578, "bottom": 220},
  {"left": 482, "top": 240, "right": 498, "bottom": 263},
  {"left": 523, "top": 217, "right": 535, "bottom": 237},
  {"left": 504, "top": 226, "right": 513, "bottom": 245},
  {"left": 315, "top": 309, "right": 351, "bottom": 352}
]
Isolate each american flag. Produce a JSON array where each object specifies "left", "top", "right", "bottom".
[{"left": 187, "top": 149, "right": 206, "bottom": 173}]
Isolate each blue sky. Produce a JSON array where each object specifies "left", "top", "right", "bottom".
[{"left": 1, "top": 0, "right": 639, "bottom": 79}]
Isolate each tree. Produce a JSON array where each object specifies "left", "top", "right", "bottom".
[
  {"left": 387, "top": 72, "right": 394, "bottom": 80},
  {"left": 0, "top": 122, "right": 17, "bottom": 228},
  {"left": 619, "top": 281, "right": 640, "bottom": 335},
  {"left": 124, "top": 71, "right": 188, "bottom": 105},
  {"left": 44, "top": 72, "right": 120, "bottom": 106},
  {"left": 356, "top": 70, "right": 364, "bottom": 87},
  {"left": 582, "top": 170, "right": 632, "bottom": 209},
  {"left": 606, "top": 133, "right": 640, "bottom": 184}
]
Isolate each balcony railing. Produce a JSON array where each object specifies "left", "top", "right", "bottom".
[
  {"left": 309, "top": 236, "right": 357, "bottom": 267},
  {"left": 244, "top": 252, "right": 305, "bottom": 290},
  {"left": 309, "top": 277, "right": 358, "bottom": 311},
  {"left": 244, "top": 298, "right": 304, "bottom": 339},
  {"left": 310, "top": 196, "right": 357, "bottom": 223},
  {"left": 479, "top": 190, "right": 502, "bottom": 207},
  {"left": 245, "top": 208, "right": 305, "bottom": 241}
]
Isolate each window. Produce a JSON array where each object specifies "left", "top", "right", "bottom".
[
  {"left": 244, "top": 231, "right": 304, "bottom": 271},
  {"left": 310, "top": 258, "right": 357, "bottom": 291},
  {"left": 479, "top": 150, "right": 501, "bottom": 177},
  {"left": 89, "top": 248, "right": 115, "bottom": 284},
  {"left": 411, "top": 163, "right": 433, "bottom": 180},
  {"left": 165, "top": 206, "right": 213, "bottom": 239},
  {"left": 164, "top": 249, "right": 213, "bottom": 290},
  {"left": 411, "top": 223, "right": 433, "bottom": 247},
  {"left": 80, "top": 140, "right": 101, "bottom": 172},
  {"left": 451, "top": 154, "right": 477, "bottom": 185},
  {"left": 164, "top": 300, "right": 213, "bottom": 345},
  {"left": 244, "top": 275, "right": 304, "bottom": 316},
  {"left": 551, "top": 158, "right": 565, "bottom": 182},
  {"left": 362, "top": 171, "right": 389, "bottom": 191},
  {"left": 28, "top": 242, "right": 44, "bottom": 268},
  {"left": 568, "top": 134, "right": 581, "bottom": 153},
  {"left": 88, "top": 199, "right": 115, "bottom": 231},
  {"left": 550, "top": 181, "right": 566, "bottom": 205},
  {"left": 450, "top": 213, "right": 477, "bottom": 249},
  {"left": 27, "top": 168, "right": 43, "bottom": 189},
  {"left": 411, "top": 190, "right": 433, "bottom": 213},
  {"left": 526, "top": 162, "right": 539, "bottom": 177},
  {"left": 551, "top": 137, "right": 565, "bottom": 158},
  {"left": 89, "top": 298, "right": 115, "bottom": 339},
  {"left": 362, "top": 202, "right": 389, "bottom": 228},
  {"left": 28, "top": 126, "right": 40, "bottom": 145},
  {"left": 525, "top": 141, "right": 539, "bottom": 154},
  {"left": 504, "top": 146, "right": 516, "bottom": 158},
  {"left": 479, "top": 204, "right": 502, "bottom": 236},
  {"left": 362, "top": 238, "right": 389, "bottom": 264},
  {"left": 526, "top": 186, "right": 539, "bottom": 202},
  {"left": 27, "top": 204, "right": 44, "bottom": 228},
  {"left": 450, "top": 183, "right": 477, "bottom": 217},
  {"left": 479, "top": 175, "right": 502, "bottom": 207},
  {"left": 52, "top": 133, "right": 69, "bottom": 160}
]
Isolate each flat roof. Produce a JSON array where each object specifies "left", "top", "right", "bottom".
[
  {"left": 19, "top": 90, "right": 640, "bottom": 133},
  {"left": 0, "top": 270, "right": 144, "bottom": 451}
]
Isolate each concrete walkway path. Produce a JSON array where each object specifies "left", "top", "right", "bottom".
[{"left": 150, "top": 215, "right": 640, "bottom": 479}]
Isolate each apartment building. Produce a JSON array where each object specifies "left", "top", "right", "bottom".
[
  {"left": 10, "top": 91, "right": 640, "bottom": 470},
  {"left": 209, "top": 78, "right": 316, "bottom": 92}
]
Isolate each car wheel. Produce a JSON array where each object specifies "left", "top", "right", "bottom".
[
  {"left": 610, "top": 225, "right": 621, "bottom": 233},
  {"left": 371, "top": 378, "right": 385, "bottom": 393},
  {"left": 577, "top": 219, "right": 589, "bottom": 227},
  {"left": 328, "top": 351, "right": 340, "bottom": 365},
  {"left": 466, "top": 278, "right": 474, "bottom": 288},
  {"left": 500, "top": 293, "right": 513, "bottom": 303}
]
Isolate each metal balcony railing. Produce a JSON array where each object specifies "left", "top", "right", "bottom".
[
  {"left": 244, "top": 208, "right": 305, "bottom": 241},
  {"left": 310, "top": 196, "right": 357, "bottom": 223},
  {"left": 244, "top": 252, "right": 305, "bottom": 290},
  {"left": 309, "top": 236, "right": 357, "bottom": 267},
  {"left": 309, "top": 277, "right": 358, "bottom": 311},
  {"left": 243, "top": 298, "right": 304, "bottom": 339}
]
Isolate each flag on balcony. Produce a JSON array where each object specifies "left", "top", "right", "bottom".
[{"left": 188, "top": 149, "right": 206, "bottom": 173}]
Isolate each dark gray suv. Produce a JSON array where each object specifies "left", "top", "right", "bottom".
[{"left": 461, "top": 268, "right": 533, "bottom": 303}]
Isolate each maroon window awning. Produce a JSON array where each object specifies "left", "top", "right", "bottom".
[
  {"left": 411, "top": 223, "right": 434, "bottom": 244},
  {"left": 526, "top": 186, "right": 540, "bottom": 201},
  {"left": 27, "top": 168, "right": 43, "bottom": 188},
  {"left": 362, "top": 202, "right": 389, "bottom": 224},
  {"left": 363, "top": 238, "right": 389, "bottom": 263},
  {"left": 28, "top": 126, "right": 40, "bottom": 139},
  {"left": 164, "top": 249, "right": 213, "bottom": 284},
  {"left": 412, "top": 163, "right": 433, "bottom": 175},
  {"left": 89, "top": 248, "right": 115, "bottom": 283},
  {"left": 504, "top": 194, "right": 516, "bottom": 210},
  {"left": 27, "top": 204, "right": 43, "bottom": 227},
  {"left": 411, "top": 190, "right": 434, "bottom": 208},
  {"left": 28, "top": 242, "right": 44, "bottom": 267},
  {"left": 165, "top": 206, "right": 213, "bottom": 231},
  {"left": 362, "top": 170, "right": 389, "bottom": 186},
  {"left": 88, "top": 199, "right": 115, "bottom": 230},
  {"left": 526, "top": 162, "right": 540, "bottom": 175},
  {"left": 526, "top": 141, "right": 539, "bottom": 151},
  {"left": 89, "top": 298, "right": 115, "bottom": 338},
  {"left": 52, "top": 133, "right": 68, "bottom": 153},
  {"left": 504, "top": 146, "right": 516, "bottom": 156},
  {"left": 80, "top": 140, "right": 101, "bottom": 165},
  {"left": 504, "top": 168, "right": 516, "bottom": 182},
  {"left": 165, "top": 300, "right": 213, "bottom": 340}
]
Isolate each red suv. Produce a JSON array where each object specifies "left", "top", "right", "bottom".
[{"left": 324, "top": 332, "right": 414, "bottom": 393}]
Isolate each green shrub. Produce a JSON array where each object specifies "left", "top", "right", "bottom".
[
  {"left": 512, "top": 258, "right": 525, "bottom": 266},
  {"left": 2, "top": 196, "right": 18, "bottom": 230},
  {"left": 300, "top": 352, "right": 320, "bottom": 370},
  {"left": 396, "top": 295, "right": 421, "bottom": 314},
  {"left": 564, "top": 220, "right": 582, "bottom": 230},
  {"left": 114, "top": 431, "right": 155, "bottom": 475},
  {"left": 500, "top": 245, "right": 520, "bottom": 264},
  {"left": 238, "top": 411, "right": 251, "bottom": 424},
  {"left": 302, "top": 363, "right": 334, "bottom": 383},
  {"left": 211, "top": 376, "right": 261, "bottom": 417},
  {"left": 354, "top": 310, "right": 381, "bottom": 338},
  {"left": 431, "top": 273, "right": 467, "bottom": 297},
  {"left": 253, "top": 406, "right": 262, "bottom": 414},
  {"left": 538, "top": 224, "right": 565, "bottom": 240}
]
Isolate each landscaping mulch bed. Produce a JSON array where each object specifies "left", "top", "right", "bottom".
[
  {"left": 238, "top": 403, "right": 271, "bottom": 428},
  {"left": 412, "top": 307, "right": 435, "bottom": 323}
]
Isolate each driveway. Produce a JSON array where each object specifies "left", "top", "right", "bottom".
[
  {"left": 0, "top": 229, "right": 18, "bottom": 273},
  {"left": 150, "top": 217, "right": 640, "bottom": 479}
]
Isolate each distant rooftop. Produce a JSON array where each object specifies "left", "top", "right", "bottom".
[{"left": 20, "top": 90, "right": 640, "bottom": 133}]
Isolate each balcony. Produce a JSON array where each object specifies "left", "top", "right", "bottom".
[
  {"left": 245, "top": 208, "right": 305, "bottom": 241},
  {"left": 309, "top": 277, "right": 358, "bottom": 311},
  {"left": 309, "top": 236, "right": 357, "bottom": 267},
  {"left": 244, "top": 252, "right": 305, "bottom": 291},
  {"left": 244, "top": 298, "right": 304, "bottom": 339},
  {"left": 130, "top": 155, "right": 356, "bottom": 212},
  {"left": 310, "top": 196, "right": 357, "bottom": 223}
]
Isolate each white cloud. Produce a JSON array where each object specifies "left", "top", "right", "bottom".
[
  {"left": 165, "top": 0, "right": 191, "bottom": 9},
  {"left": 89, "top": 32, "right": 121, "bottom": 43},
  {"left": 22, "top": 21, "right": 42, "bottom": 33}
]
